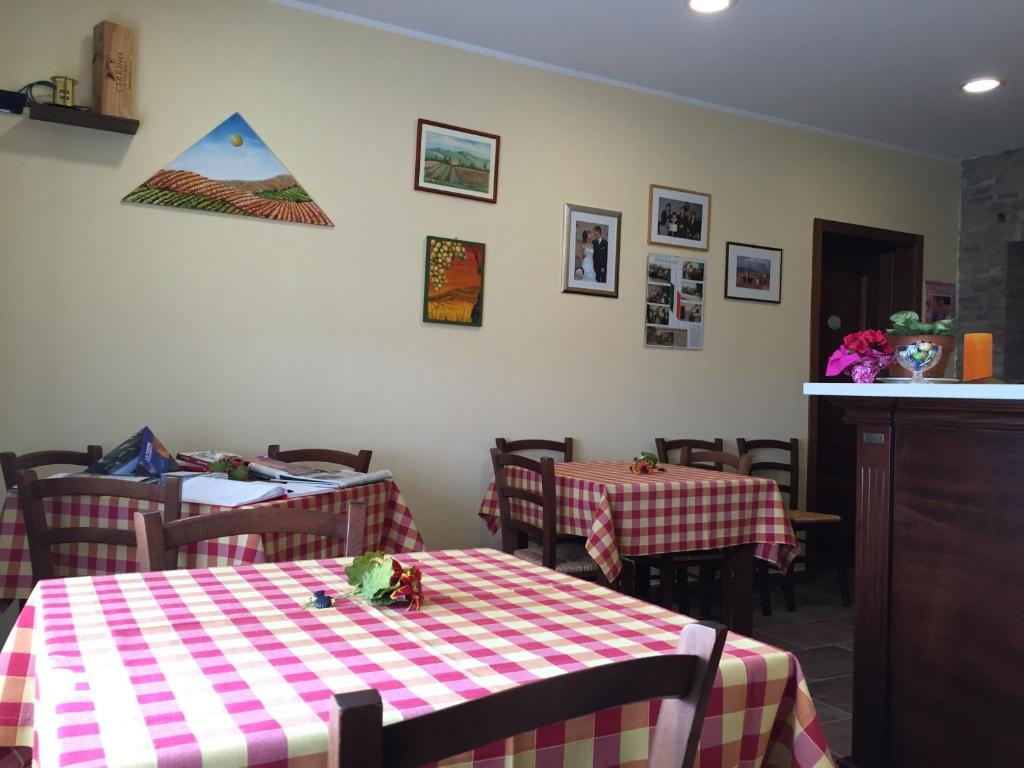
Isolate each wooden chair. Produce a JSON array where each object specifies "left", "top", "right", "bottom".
[
  {"left": 655, "top": 450, "right": 752, "bottom": 615},
  {"left": 329, "top": 621, "right": 727, "bottom": 768},
  {"left": 1, "top": 445, "right": 103, "bottom": 490},
  {"left": 655, "top": 438, "right": 724, "bottom": 470},
  {"left": 494, "top": 437, "right": 573, "bottom": 462},
  {"left": 267, "top": 444, "right": 372, "bottom": 474},
  {"left": 134, "top": 500, "right": 368, "bottom": 571},
  {"left": 17, "top": 471, "right": 181, "bottom": 584},
  {"left": 737, "top": 438, "right": 850, "bottom": 614},
  {"left": 628, "top": 438, "right": 724, "bottom": 603},
  {"left": 489, "top": 448, "right": 599, "bottom": 580}
]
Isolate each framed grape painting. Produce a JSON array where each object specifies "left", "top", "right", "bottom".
[{"left": 423, "top": 236, "right": 486, "bottom": 327}]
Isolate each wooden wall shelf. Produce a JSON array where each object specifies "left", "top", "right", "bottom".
[{"left": 28, "top": 103, "right": 139, "bottom": 135}]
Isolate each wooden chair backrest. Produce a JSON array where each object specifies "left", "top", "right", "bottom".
[
  {"left": 0, "top": 445, "right": 103, "bottom": 490},
  {"left": 329, "top": 621, "right": 728, "bottom": 768},
  {"left": 736, "top": 438, "right": 798, "bottom": 509},
  {"left": 267, "top": 445, "right": 372, "bottom": 474},
  {"left": 134, "top": 500, "right": 368, "bottom": 571},
  {"left": 490, "top": 448, "right": 557, "bottom": 568},
  {"left": 17, "top": 470, "right": 181, "bottom": 583},
  {"left": 679, "top": 449, "right": 753, "bottom": 477},
  {"left": 494, "top": 437, "right": 573, "bottom": 462},
  {"left": 655, "top": 438, "right": 724, "bottom": 470}
]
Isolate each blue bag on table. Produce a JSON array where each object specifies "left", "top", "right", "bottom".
[{"left": 87, "top": 426, "right": 180, "bottom": 476}]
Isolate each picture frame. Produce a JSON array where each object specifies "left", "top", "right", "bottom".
[
  {"left": 648, "top": 184, "right": 711, "bottom": 251},
  {"left": 414, "top": 119, "right": 500, "bottom": 204},
  {"left": 724, "top": 241, "right": 782, "bottom": 304},
  {"left": 924, "top": 280, "right": 955, "bottom": 324},
  {"left": 423, "top": 236, "right": 486, "bottom": 327},
  {"left": 561, "top": 203, "right": 622, "bottom": 298},
  {"left": 644, "top": 252, "right": 706, "bottom": 350}
]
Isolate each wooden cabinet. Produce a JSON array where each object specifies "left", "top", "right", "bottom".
[{"left": 836, "top": 397, "right": 1024, "bottom": 768}]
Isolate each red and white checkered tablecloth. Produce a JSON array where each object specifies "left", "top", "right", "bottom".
[
  {"left": 480, "top": 461, "right": 799, "bottom": 581},
  {"left": 0, "top": 548, "right": 833, "bottom": 768},
  {"left": 0, "top": 479, "right": 424, "bottom": 609}
]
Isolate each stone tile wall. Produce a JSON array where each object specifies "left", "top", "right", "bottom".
[{"left": 959, "top": 147, "right": 1024, "bottom": 379}]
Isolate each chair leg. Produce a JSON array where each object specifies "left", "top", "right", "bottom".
[
  {"left": 698, "top": 563, "right": 716, "bottom": 618},
  {"left": 617, "top": 559, "right": 634, "bottom": 595},
  {"left": 782, "top": 568, "right": 796, "bottom": 612},
  {"left": 660, "top": 556, "right": 676, "bottom": 611},
  {"left": 674, "top": 567, "right": 691, "bottom": 616},
  {"left": 758, "top": 562, "right": 772, "bottom": 616},
  {"left": 836, "top": 522, "right": 852, "bottom": 607},
  {"left": 633, "top": 559, "right": 651, "bottom": 600}
]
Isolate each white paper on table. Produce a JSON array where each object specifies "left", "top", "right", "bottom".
[
  {"left": 274, "top": 481, "right": 339, "bottom": 498},
  {"left": 181, "top": 475, "right": 286, "bottom": 507}
]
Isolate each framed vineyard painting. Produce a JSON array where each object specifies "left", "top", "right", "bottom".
[
  {"left": 423, "top": 236, "right": 486, "bottom": 327},
  {"left": 414, "top": 120, "right": 500, "bottom": 204}
]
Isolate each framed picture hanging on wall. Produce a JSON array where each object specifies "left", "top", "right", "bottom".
[
  {"left": 924, "top": 280, "right": 955, "bottom": 323},
  {"left": 644, "top": 252, "right": 705, "bottom": 350},
  {"left": 414, "top": 119, "right": 500, "bottom": 204},
  {"left": 648, "top": 184, "right": 710, "bottom": 251},
  {"left": 724, "top": 241, "right": 782, "bottom": 303},
  {"left": 561, "top": 203, "right": 622, "bottom": 298},
  {"left": 423, "top": 236, "right": 486, "bottom": 327}
]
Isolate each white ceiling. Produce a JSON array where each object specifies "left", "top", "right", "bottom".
[{"left": 278, "top": 0, "right": 1023, "bottom": 161}]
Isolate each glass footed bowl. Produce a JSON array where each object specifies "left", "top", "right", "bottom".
[{"left": 895, "top": 342, "right": 943, "bottom": 383}]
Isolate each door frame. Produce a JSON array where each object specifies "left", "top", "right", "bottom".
[{"left": 807, "top": 218, "right": 923, "bottom": 510}]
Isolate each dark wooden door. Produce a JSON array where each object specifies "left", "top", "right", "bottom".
[{"left": 808, "top": 221, "right": 922, "bottom": 562}]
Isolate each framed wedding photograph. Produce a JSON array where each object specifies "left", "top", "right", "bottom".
[
  {"left": 724, "top": 241, "right": 782, "bottom": 304},
  {"left": 648, "top": 184, "right": 711, "bottom": 251},
  {"left": 561, "top": 203, "right": 622, "bottom": 298},
  {"left": 644, "top": 252, "right": 706, "bottom": 350},
  {"left": 423, "top": 236, "right": 486, "bottom": 327},
  {"left": 414, "top": 119, "right": 500, "bottom": 204}
]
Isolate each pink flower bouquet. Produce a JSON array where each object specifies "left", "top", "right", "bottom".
[{"left": 826, "top": 330, "right": 895, "bottom": 383}]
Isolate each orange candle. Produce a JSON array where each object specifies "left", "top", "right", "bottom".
[{"left": 963, "top": 333, "right": 993, "bottom": 381}]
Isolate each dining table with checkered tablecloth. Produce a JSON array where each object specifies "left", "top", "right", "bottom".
[
  {"left": 480, "top": 460, "right": 799, "bottom": 581},
  {"left": 480, "top": 460, "right": 799, "bottom": 633},
  {"left": 0, "top": 548, "right": 834, "bottom": 768},
  {"left": 0, "top": 478, "right": 424, "bottom": 611}
]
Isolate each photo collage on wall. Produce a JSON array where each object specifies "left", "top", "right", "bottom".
[{"left": 644, "top": 253, "right": 706, "bottom": 350}]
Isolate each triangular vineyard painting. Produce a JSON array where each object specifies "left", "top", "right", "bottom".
[{"left": 123, "top": 112, "right": 333, "bottom": 226}]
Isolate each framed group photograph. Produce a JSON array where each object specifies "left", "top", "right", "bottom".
[
  {"left": 724, "top": 242, "right": 782, "bottom": 304},
  {"left": 423, "top": 236, "right": 486, "bottom": 327},
  {"left": 644, "top": 252, "right": 706, "bottom": 350},
  {"left": 561, "top": 203, "right": 622, "bottom": 298},
  {"left": 414, "top": 119, "right": 500, "bottom": 204},
  {"left": 648, "top": 184, "right": 711, "bottom": 251}
]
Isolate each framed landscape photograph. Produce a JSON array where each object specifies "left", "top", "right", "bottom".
[
  {"left": 648, "top": 184, "right": 711, "bottom": 251},
  {"left": 414, "top": 119, "right": 500, "bottom": 204},
  {"left": 561, "top": 203, "right": 622, "bottom": 298},
  {"left": 724, "top": 241, "right": 782, "bottom": 304},
  {"left": 644, "top": 253, "right": 706, "bottom": 350},
  {"left": 423, "top": 236, "right": 485, "bottom": 327}
]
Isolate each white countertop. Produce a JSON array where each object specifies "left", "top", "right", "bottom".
[{"left": 803, "top": 382, "right": 1024, "bottom": 400}]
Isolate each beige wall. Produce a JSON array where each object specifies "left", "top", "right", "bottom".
[{"left": 0, "top": 0, "right": 959, "bottom": 548}]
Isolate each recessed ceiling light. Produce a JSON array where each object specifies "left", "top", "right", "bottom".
[
  {"left": 962, "top": 77, "right": 1002, "bottom": 94},
  {"left": 689, "top": 0, "right": 734, "bottom": 13}
]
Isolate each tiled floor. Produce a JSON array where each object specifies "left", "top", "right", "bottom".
[{"left": 752, "top": 572, "right": 854, "bottom": 760}]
